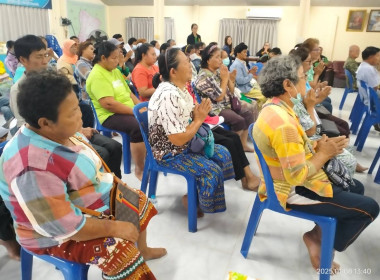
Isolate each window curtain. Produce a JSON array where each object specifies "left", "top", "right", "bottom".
[
  {"left": 218, "top": 18, "right": 278, "bottom": 56},
  {"left": 126, "top": 17, "right": 154, "bottom": 42},
  {"left": 164, "top": 17, "right": 175, "bottom": 42},
  {"left": 0, "top": 4, "right": 50, "bottom": 41}
]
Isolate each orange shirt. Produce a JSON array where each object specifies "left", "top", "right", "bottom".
[{"left": 131, "top": 63, "right": 159, "bottom": 101}]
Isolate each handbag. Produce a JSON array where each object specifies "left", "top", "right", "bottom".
[
  {"left": 187, "top": 123, "right": 215, "bottom": 158},
  {"left": 73, "top": 136, "right": 140, "bottom": 230},
  {"left": 323, "top": 157, "right": 355, "bottom": 192},
  {"left": 319, "top": 118, "right": 340, "bottom": 137},
  {"left": 230, "top": 95, "right": 242, "bottom": 113}
]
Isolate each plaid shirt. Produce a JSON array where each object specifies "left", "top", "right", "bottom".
[
  {"left": 0, "top": 126, "right": 113, "bottom": 249},
  {"left": 253, "top": 97, "right": 333, "bottom": 210}
]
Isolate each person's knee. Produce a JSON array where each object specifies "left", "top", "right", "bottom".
[
  {"left": 366, "top": 198, "right": 380, "bottom": 220},
  {"left": 351, "top": 179, "right": 365, "bottom": 195},
  {"left": 93, "top": 145, "right": 110, "bottom": 162}
]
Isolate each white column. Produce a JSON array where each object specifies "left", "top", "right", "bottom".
[
  {"left": 154, "top": 0, "right": 165, "bottom": 41},
  {"left": 296, "top": 0, "right": 310, "bottom": 43}
]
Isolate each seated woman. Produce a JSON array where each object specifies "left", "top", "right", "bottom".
[
  {"left": 75, "top": 40, "right": 95, "bottom": 98},
  {"left": 291, "top": 47, "right": 367, "bottom": 173},
  {"left": 255, "top": 42, "right": 271, "bottom": 57},
  {"left": 0, "top": 70, "right": 166, "bottom": 279},
  {"left": 254, "top": 55, "right": 379, "bottom": 273},
  {"left": 86, "top": 42, "right": 146, "bottom": 180},
  {"left": 222, "top": 36, "right": 234, "bottom": 67},
  {"left": 229, "top": 43, "right": 266, "bottom": 109},
  {"left": 149, "top": 48, "right": 235, "bottom": 215},
  {"left": 131, "top": 43, "right": 158, "bottom": 101},
  {"left": 195, "top": 43, "right": 255, "bottom": 152},
  {"left": 57, "top": 39, "right": 79, "bottom": 92}
]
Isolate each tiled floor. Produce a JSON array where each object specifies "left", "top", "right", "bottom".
[{"left": 1, "top": 87, "right": 380, "bottom": 280}]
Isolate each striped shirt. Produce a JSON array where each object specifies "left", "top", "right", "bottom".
[
  {"left": 253, "top": 97, "right": 332, "bottom": 210},
  {"left": 0, "top": 126, "right": 113, "bottom": 249}
]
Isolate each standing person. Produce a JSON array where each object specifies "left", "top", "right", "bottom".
[
  {"left": 4, "top": 41, "right": 18, "bottom": 76},
  {"left": 0, "top": 70, "right": 166, "bottom": 280},
  {"left": 254, "top": 55, "right": 379, "bottom": 274},
  {"left": 86, "top": 42, "right": 146, "bottom": 180},
  {"left": 343, "top": 45, "right": 360, "bottom": 90},
  {"left": 131, "top": 43, "right": 158, "bottom": 101},
  {"left": 187, "top": 23, "right": 202, "bottom": 45}
]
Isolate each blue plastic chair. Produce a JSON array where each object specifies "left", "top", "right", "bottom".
[
  {"left": 89, "top": 101, "right": 131, "bottom": 174},
  {"left": 133, "top": 102, "right": 198, "bottom": 232},
  {"left": 241, "top": 123, "right": 337, "bottom": 280},
  {"left": 369, "top": 146, "right": 380, "bottom": 184},
  {"left": 349, "top": 92, "right": 366, "bottom": 135},
  {"left": 339, "top": 69, "right": 357, "bottom": 110},
  {"left": 354, "top": 81, "right": 380, "bottom": 151},
  {"left": 21, "top": 247, "right": 89, "bottom": 280}
]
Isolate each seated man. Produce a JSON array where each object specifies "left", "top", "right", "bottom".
[
  {"left": 344, "top": 45, "right": 360, "bottom": 90},
  {"left": 10, "top": 35, "right": 123, "bottom": 177},
  {"left": 356, "top": 46, "right": 380, "bottom": 131},
  {"left": 230, "top": 43, "right": 266, "bottom": 108}
]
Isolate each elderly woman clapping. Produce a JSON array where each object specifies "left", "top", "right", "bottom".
[
  {"left": 0, "top": 70, "right": 166, "bottom": 280},
  {"left": 253, "top": 55, "right": 379, "bottom": 274}
]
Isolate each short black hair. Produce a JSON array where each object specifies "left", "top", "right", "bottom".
[
  {"left": 290, "top": 46, "right": 309, "bottom": 62},
  {"left": 135, "top": 43, "right": 153, "bottom": 65},
  {"left": 182, "top": 44, "right": 194, "bottom": 55},
  {"left": 6, "top": 40, "right": 14, "bottom": 49},
  {"left": 70, "top": 36, "right": 78, "bottom": 40},
  {"left": 160, "top": 43, "right": 169, "bottom": 53},
  {"left": 234, "top": 42, "right": 248, "bottom": 57},
  {"left": 128, "top": 37, "right": 137, "bottom": 45},
  {"left": 167, "top": 39, "right": 175, "bottom": 44},
  {"left": 362, "top": 46, "right": 380, "bottom": 60},
  {"left": 270, "top": 47, "right": 282, "bottom": 55},
  {"left": 93, "top": 41, "right": 118, "bottom": 64},
  {"left": 14, "top": 35, "right": 46, "bottom": 61},
  {"left": 113, "top": 34, "right": 122, "bottom": 39},
  {"left": 150, "top": 40, "right": 158, "bottom": 47},
  {"left": 18, "top": 70, "right": 73, "bottom": 128},
  {"left": 201, "top": 43, "right": 219, "bottom": 69}
]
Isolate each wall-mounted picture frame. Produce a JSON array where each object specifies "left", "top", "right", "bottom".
[
  {"left": 346, "top": 10, "right": 367, "bottom": 32},
  {"left": 366, "top": 9, "right": 380, "bottom": 32}
]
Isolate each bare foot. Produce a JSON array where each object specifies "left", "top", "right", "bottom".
[
  {"left": 140, "top": 247, "right": 167, "bottom": 261},
  {"left": 0, "top": 239, "right": 21, "bottom": 261},
  {"left": 182, "top": 195, "right": 204, "bottom": 218},
  {"left": 241, "top": 176, "right": 260, "bottom": 192},
  {"left": 243, "top": 145, "right": 255, "bottom": 153},
  {"left": 356, "top": 163, "right": 368, "bottom": 173}
]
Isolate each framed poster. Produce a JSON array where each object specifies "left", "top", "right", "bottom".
[
  {"left": 366, "top": 10, "right": 380, "bottom": 32},
  {"left": 346, "top": 10, "right": 367, "bottom": 32}
]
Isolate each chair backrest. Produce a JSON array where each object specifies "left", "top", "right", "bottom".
[
  {"left": 191, "top": 82, "right": 202, "bottom": 104},
  {"left": 344, "top": 69, "right": 354, "bottom": 90},
  {"left": 254, "top": 62, "right": 264, "bottom": 74},
  {"left": 89, "top": 100, "right": 103, "bottom": 129},
  {"left": 0, "top": 140, "right": 9, "bottom": 156},
  {"left": 368, "top": 86, "right": 380, "bottom": 117},
  {"left": 133, "top": 102, "right": 156, "bottom": 165},
  {"left": 248, "top": 123, "right": 282, "bottom": 211}
]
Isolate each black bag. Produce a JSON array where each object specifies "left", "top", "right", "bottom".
[
  {"left": 230, "top": 95, "right": 242, "bottom": 113},
  {"left": 319, "top": 118, "right": 340, "bottom": 137},
  {"left": 323, "top": 157, "right": 355, "bottom": 192},
  {"left": 187, "top": 123, "right": 215, "bottom": 158}
]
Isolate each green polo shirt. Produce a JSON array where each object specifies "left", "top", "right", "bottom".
[{"left": 86, "top": 64, "right": 134, "bottom": 124}]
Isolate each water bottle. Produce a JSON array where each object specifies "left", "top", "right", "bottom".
[{"left": 150, "top": 195, "right": 158, "bottom": 212}]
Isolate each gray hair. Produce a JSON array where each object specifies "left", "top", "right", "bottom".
[{"left": 258, "top": 55, "right": 302, "bottom": 98}]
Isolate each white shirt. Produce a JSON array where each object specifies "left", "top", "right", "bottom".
[
  {"left": 124, "top": 43, "right": 135, "bottom": 60},
  {"left": 356, "top": 61, "right": 380, "bottom": 105}
]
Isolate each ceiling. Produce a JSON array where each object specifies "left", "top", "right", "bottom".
[{"left": 101, "top": 0, "right": 380, "bottom": 7}]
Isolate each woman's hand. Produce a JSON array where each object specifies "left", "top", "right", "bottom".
[
  {"left": 220, "top": 65, "right": 229, "bottom": 81},
  {"left": 316, "top": 135, "right": 349, "bottom": 158},
  {"left": 249, "top": 66, "right": 258, "bottom": 75},
  {"left": 303, "top": 88, "right": 317, "bottom": 109},
  {"left": 193, "top": 98, "right": 212, "bottom": 123},
  {"left": 229, "top": 69, "right": 237, "bottom": 83},
  {"left": 315, "top": 85, "right": 331, "bottom": 104}
]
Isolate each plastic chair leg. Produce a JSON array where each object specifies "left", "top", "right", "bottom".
[
  {"left": 140, "top": 159, "right": 150, "bottom": 193},
  {"left": 339, "top": 89, "right": 349, "bottom": 110},
  {"left": 21, "top": 248, "right": 33, "bottom": 280},
  {"left": 148, "top": 170, "right": 159, "bottom": 198},
  {"left": 122, "top": 134, "right": 131, "bottom": 174},
  {"left": 356, "top": 119, "right": 372, "bottom": 151},
  {"left": 369, "top": 147, "right": 380, "bottom": 174},
  {"left": 186, "top": 176, "right": 197, "bottom": 232},
  {"left": 375, "top": 166, "right": 380, "bottom": 184},
  {"left": 240, "top": 196, "right": 267, "bottom": 258},
  {"left": 317, "top": 219, "right": 336, "bottom": 280}
]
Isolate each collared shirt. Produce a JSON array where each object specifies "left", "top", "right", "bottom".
[
  {"left": 195, "top": 68, "right": 231, "bottom": 114},
  {"left": 0, "top": 126, "right": 113, "bottom": 249},
  {"left": 356, "top": 61, "right": 380, "bottom": 105},
  {"left": 148, "top": 82, "right": 194, "bottom": 161},
  {"left": 10, "top": 73, "right": 26, "bottom": 128},
  {"left": 229, "top": 58, "right": 254, "bottom": 93},
  {"left": 253, "top": 97, "right": 332, "bottom": 210}
]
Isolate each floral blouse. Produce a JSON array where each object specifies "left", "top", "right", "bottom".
[
  {"left": 195, "top": 68, "right": 231, "bottom": 115},
  {"left": 148, "top": 82, "right": 194, "bottom": 161}
]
